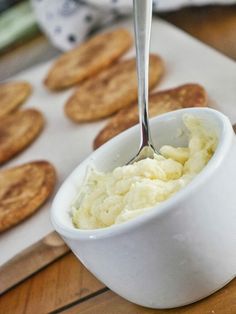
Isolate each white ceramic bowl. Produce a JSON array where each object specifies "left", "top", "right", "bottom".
[{"left": 51, "top": 108, "right": 236, "bottom": 309}]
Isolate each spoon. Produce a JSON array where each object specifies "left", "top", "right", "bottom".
[{"left": 129, "top": 0, "right": 157, "bottom": 164}]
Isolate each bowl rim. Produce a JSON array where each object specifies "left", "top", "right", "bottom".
[{"left": 51, "top": 107, "right": 233, "bottom": 240}]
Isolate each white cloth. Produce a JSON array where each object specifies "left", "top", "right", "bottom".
[{"left": 31, "top": 0, "right": 236, "bottom": 51}]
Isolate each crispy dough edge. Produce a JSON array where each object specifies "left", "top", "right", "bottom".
[
  {"left": 11, "top": 82, "right": 33, "bottom": 111},
  {"left": 64, "top": 54, "right": 164, "bottom": 123},
  {"left": 0, "top": 161, "right": 57, "bottom": 233},
  {"left": 0, "top": 82, "right": 32, "bottom": 118},
  {"left": 0, "top": 109, "right": 45, "bottom": 165},
  {"left": 44, "top": 28, "right": 133, "bottom": 90},
  {"left": 93, "top": 83, "right": 207, "bottom": 149}
]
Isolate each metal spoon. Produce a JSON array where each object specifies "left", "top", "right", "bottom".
[{"left": 129, "top": 0, "right": 157, "bottom": 164}]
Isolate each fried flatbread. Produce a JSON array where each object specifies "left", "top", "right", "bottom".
[
  {"left": 93, "top": 83, "right": 207, "bottom": 149},
  {"left": 65, "top": 54, "right": 164, "bottom": 122},
  {"left": 0, "top": 81, "right": 32, "bottom": 118},
  {"left": 0, "top": 109, "right": 44, "bottom": 164},
  {"left": 44, "top": 28, "right": 133, "bottom": 90},
  {"left": 0, "top": 161, "right": 56, "bottom": 232}
]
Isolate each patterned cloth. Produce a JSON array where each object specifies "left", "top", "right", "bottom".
[{"left": 31, "top": 0, "right": 236, "bottom": 50}]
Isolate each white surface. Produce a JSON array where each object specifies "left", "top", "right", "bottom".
[
  {"left": 52, "top": 108, "right": 236, "bottom": 308},
  {"left": 1, "top": 17, "right": 236, "bottom": 267}
]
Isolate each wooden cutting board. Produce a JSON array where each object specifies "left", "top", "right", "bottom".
[{"left": 0, "top": 232, "right": 69, "bottom": 294}]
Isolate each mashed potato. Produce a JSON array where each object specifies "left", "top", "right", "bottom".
[{"left": 72, "top": 115, "right": 217, "bottom": 229}]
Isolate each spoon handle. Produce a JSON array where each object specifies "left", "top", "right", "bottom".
[{"left": 133, "top": 0, "right": 153, "bottom": 148}]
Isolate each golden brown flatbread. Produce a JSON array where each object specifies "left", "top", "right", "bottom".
[
  {"left": 65, "top": 54, "right": 164, "bottom": 122},
  {"left": 0, "top": 161, "right": 56, "bottom": 232},
  {"left": 0, "top": 109, "right": 44, "bottom": 164},
  {"left": 44, "top": 28, "right": 133, "bottom": 90},
  {"left": 0, "top": 81, "right": 32, "bottom": 118},
  {"left": 93, "top": 83, "right": 207, "bottom": 149}
]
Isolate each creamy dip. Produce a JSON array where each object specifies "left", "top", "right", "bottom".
[{"left": 72, "top": 115, "right": 217, "bottom": 229}]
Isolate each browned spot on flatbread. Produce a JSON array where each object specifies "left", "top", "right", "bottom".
[
  {"left": 93, "top": 83, "right": 207, "bottom": 149},
  {"left": 44, "top": 28, "right": 133, "bottom": 90},
  {"left": 0, "top": 108, "right": 44, "bottom": 164},
  {"left": 0, "top": 81, "right": 32, "bottom": 118},
  {"left": 0, "top": 161, "right": 56, "bottom": 232},
  {"left": 65, "top": 54, "right": 164, "bottom": 122},
  {"left": 75, "top": 42, "right": 108, "bottom": 66}
]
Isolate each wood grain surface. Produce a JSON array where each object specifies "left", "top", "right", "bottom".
[
  {"left": 161, "top": 5, "right": 236, "bottom": 60},
  {"left": 63, "top": 279, "right": 236, "bottom": 314},
  {"left": 0, "top": 5, "right": 236, "bottom": 314},
  {"left": 0, "top": 253, "right": 105, "bottom": 314},
  {"left": 1, "top": 251, "right": 235, "bottom": 314},
  {"left": 0, "top": 232, "right": 69, "bottom": 295}
]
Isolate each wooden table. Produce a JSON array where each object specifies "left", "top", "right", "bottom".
[{"left": 1, "top": 5, "right": 236, "bottom": 314}]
